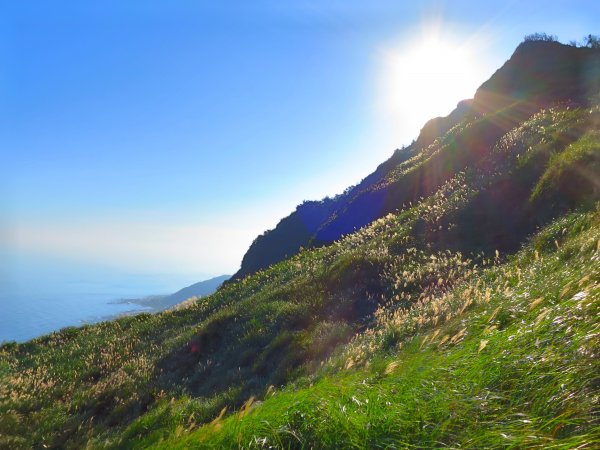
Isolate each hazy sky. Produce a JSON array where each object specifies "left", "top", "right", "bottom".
[{"left": 1, "top": 1, "right": 598, "bottom": 290}]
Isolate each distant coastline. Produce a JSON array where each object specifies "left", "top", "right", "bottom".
[{"left": 111, "top": 274, "right": 230, "bottom": 312}]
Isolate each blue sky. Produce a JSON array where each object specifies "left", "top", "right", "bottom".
[{"left": 1, "top": 1, "right": 598, "bottom": 291}]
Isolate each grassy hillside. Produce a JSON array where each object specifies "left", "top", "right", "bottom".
[
  {"left": 163, "top": 207, "right": 600, "bottom": 449},
  {"left": 1, "top": 43, "right": 599, "bottom": 449}
]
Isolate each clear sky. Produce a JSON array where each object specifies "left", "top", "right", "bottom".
[{"left": 1, "top": 1, "right": 598, "bottom": 291}]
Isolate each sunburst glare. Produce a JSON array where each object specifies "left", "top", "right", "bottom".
[{"left": 377, "top": 26, "right": 490, "bottom": 143}]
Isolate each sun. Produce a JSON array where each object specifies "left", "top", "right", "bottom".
[{"left": 377, "top": 30, "right": 488, "bottom": 144}]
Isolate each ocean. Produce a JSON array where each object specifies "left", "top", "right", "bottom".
[
  {"left": 0, "top": 290, "right": 154, "bottom": 343},
  {"left": 0, "top": 259, "right": 197, "bottom": 343}
]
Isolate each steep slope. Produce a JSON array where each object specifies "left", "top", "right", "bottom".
[
  {"left": 234, "top": 41, "right": 600, "bottom": 280},
  {"left": 0, "top": 40, "right": 599, "bottom": 449}
]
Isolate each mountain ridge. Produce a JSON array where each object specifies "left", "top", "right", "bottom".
[{"left": 233, "top": 40, "right": 600, "bottom": 280}]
